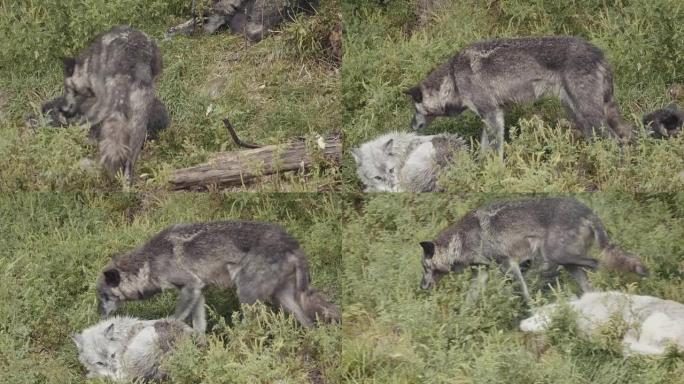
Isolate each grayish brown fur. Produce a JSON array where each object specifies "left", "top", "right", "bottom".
[
  {"left": 406, "top": 36, "right": 632, "bottom": 160},
  {"left": 96, "top": 221, "right": 340, "bottom": 333},
  {"left": 61, "top": 25, "right": 162, "bottom": 185},
  {"left": 419, "top": 197, "right": 648, "bottom": 303}
]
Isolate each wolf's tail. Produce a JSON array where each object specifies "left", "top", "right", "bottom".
[
  {"left": 589, "top": 214, "right": 649, "bottom": 276},
  {"left": 98, "top": 118, "right": 131, "bottom": 177},
  {"left": 600, "top": 62, "right": 633, "bottom": 142},
  {"left": 293, "top": 250, "right": 340, "bottom": 324}
]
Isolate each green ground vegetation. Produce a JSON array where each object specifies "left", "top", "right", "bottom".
[
  {"left": 0, "top": 0, "right": 340, "bottom": 192},
  {"left": 0, "top": 192, "right": 342, "bottom": 383},
  {"left": 342, "top": 0, "right": 684, "bottom": 192},
  {"left": 340, "top": 192, "right": 684, "bottom": 383}
]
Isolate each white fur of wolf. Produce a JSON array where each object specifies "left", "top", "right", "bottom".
[
  {"left": 351, "top": 132, "right": 466, "bottom": 192},
  {"left": 520, "top": 291, "right": 684, "bottom": 355},
  {"left": 406, "top": 36, "right": 632, "bottom": 160},
  {"left": 61, "top": 25, "right": 162, "bottom": 185},
  {"left": 419, "top": 197, "right": 648, "bottom": 303},
  {"left": 73, "top": 316, "right": 192, "bottom": 380},
  {"left": 96, "top": 221, "right": 340, "bottom": 333}
]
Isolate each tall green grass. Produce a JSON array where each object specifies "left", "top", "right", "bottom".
[
  {"left": 340, "top": 192, "right": 684, "bottom": 383},
  {"left": 0, "top": 192, "right": 342, "bottom": 383},
  {"left": 0, "top": 0, "right": 341, "bottom": 192},
  {"left": 342, "top": 0, "right": 684, "bottom": 192}
]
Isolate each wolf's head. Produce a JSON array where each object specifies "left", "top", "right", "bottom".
[
  {"left": 72, "top": 319, "right": 125, "bottom": 379},
  {"left": 61, "top": 57, "right": 95, "bottom": 118},
  {"left": 405, "top": 68, "right": 466, "bottom": 131},
  {"left": 96, "top": 268, "right": 126, "bottom": 317},
  {"left": 351, "top": 137, "right": 401, "bottom": 192},
  {"left": 418, "top": 240, "right": 467, "bottom": 290}
]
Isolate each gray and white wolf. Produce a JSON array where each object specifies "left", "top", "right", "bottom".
[
  {"left": 96, "top": 221, "right": 340, "bottom": 333},
  {"left": 165, "top": 0, "right": 318, "bottom": 42},
  {"left": 405, "top": 36, "right": 632, "bottom": 159},
  {"left": 38, "top": 94, "right": 169, "bottom": 141},
  {"left": 351, "top": 132, "right": 466, "bottom": 192},
  {"left": 73, "top": 316, "right": 192, "bottom": 380},
  {"left": 419, "top": 197, "right": 648, "bottom": 303},
  {"left": 520, "top": 291, "right": 684, "bottom": 355},
  {"left": 60, "top": 25, "right": 163, "bottom": 184}
]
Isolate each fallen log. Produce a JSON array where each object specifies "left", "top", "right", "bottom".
[{"left": 169, "top": 134, "right": 342, "bottom": 190}]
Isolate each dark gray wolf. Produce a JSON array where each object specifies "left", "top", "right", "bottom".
[
  {"left": 521, "top": 291, "right": 684, "bottom": 355},
  {"left": 351, "top": 132, "right": 466, "bottom": 192},
  {"left": 96, "top": 221, "right": 340, "bottom": 333},
  {"left": 419, "top": 197, "right": 648, "bottom": 303},
  {"left": 61, "top": 25, "right": 162, "bottom": 184},
  {"left": 73, "top": 316, "right": 192, "bottom": 380},
  {"left": 38, "top": 95, "right": 169, "bottom": 141},
  {"left": 405, "top": 36, "right": 632, "bottom": 159},
  {"left": 165, "top": 0, "right": 319, "bottom": 42},
  {"left": 642, "top": 106, "right": 683, "bottom": 139}
]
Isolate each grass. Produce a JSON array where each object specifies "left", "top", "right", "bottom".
[
  {"left": 340, "top": 192, "right": 684, "bottom": 383},
  {"left": 0, "top": 0, "right": 341, "bottom": 192},
  {"left": 342, "top": 0, "right": 684, "bottom": 192},
  {"left": 0, "top": 192, "right": 343, "bottom": 383}
]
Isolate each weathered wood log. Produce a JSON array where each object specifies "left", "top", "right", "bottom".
[{"left": 169, "top": 135, "right": 341, "bottom": 190}]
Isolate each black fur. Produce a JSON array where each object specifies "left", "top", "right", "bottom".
[
  {"left": 420, "top": 241, "right": 435, "bottom": 258},
  {"left": 104, "top": 269, "right": 121, "bottom": 287}
]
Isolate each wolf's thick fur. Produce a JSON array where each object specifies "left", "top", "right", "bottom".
[
  {"left": 165, "top": 0, "right": 318, "bottom": 42},
  {"left": 419, "top": 197, "right": 648, "bottom": 303},
  {"left": 96, "top": 221, "right": 340, "bottom": 333},
  {"left": 73, "top": 316, "right": 192, "bottom": 380},
  {"left": 351, "top": 132, "right": 466, "bottom": 192},
  {"left": 61, "top": 25, "right": 162, "bottom": 184},
  {"left": 39, "top": 95, "right": 169, "bottom": 141},
  {"left": 520, "top": 291, "right": 684, "bottom": 355},
  {"left": 406, "top": 36, "right": 632, "bottom": 159}
]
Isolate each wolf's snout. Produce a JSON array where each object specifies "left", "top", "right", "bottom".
[
  {"left": 420, "top": 276, "right": 432, "bottom": 290},
  {"left": 411, "top": 115, "right": 426, "bottom": 131}
]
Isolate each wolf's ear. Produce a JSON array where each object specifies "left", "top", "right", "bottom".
[
  {"left": 103, "top": 268, "right": 121, "bottom": 287},
  {"left": 382, "top": 138, "right": 394, "bottom": 155},
  {"left": 104, "top": 323, "right": 115, "bottom": 340},
  {"left": 404, "top": 86, "right": 423, "bottom": 104},
  {"left": 62, "top": 57, "right": 76, "bottom": 77},
  {"left": 419, "top": 241, "right": 435, "bottom": 259}
]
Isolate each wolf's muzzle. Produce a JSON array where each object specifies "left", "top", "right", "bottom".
[
  {"left": 411, "top": 114, "right": 427, "bottom": 131},
  {"left": 420, "top": 276, "right": 432, "bottom": 290}
]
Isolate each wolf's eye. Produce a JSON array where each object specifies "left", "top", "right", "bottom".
[
  {"left": 374, "top": 176, "right": 383, "bottom": 181},
  {"left": 95, "top": 362, "right": 106, "bottom": 367},
  {"left": 388, "top": 168, "right": 394, "bottom": 174}
]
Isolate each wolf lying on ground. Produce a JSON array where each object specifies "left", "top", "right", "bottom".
[
  {"left": 165, "top": 0, "right": 318, "bottom": 42},
  {"left": 37, "top": 94, "right": 169, "bottom": 141},
  {"left": 59, "top": 25, "right": 163, "bottom": 185},
  {"left": 96, "top": 221, "right": 340, "bottom": 333},
  {"left": 406, "top": 36, "right": 632, "bottom": 160},
  {"left": 351, "top": 132, "right": 466, "bottom": 192},
  {"left": 520, "top": 291, "right": 684, "bottom": 355},
  {"left": 419, "top": 197, "right": 648, "bottom": 303},
  {"left": 73, "top": 316, "right": 192, "bottom": 380}
]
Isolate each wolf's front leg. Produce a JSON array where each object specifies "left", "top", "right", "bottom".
[
  {"left": 191, "top": 294, "right": 207, "bottom": 334},
  {"left": 502, "top": 260, "right": 531, "bottom": 304},
  {"left": 174, "top": 286, "right": 203, "bottom": 324},
  {"left": 465, "top": 267, "right": 489, "bottom": 304},
  {"left": 481, "top": 110, "right": 505, "bottom": 161}
]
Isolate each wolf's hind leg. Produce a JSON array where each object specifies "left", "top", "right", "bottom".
[
  {"left": 565, "top": 265, "right": 593, "bottom": 293},
  {"left": 275, "top": 286, "right": 314, "bottom": 327}
]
